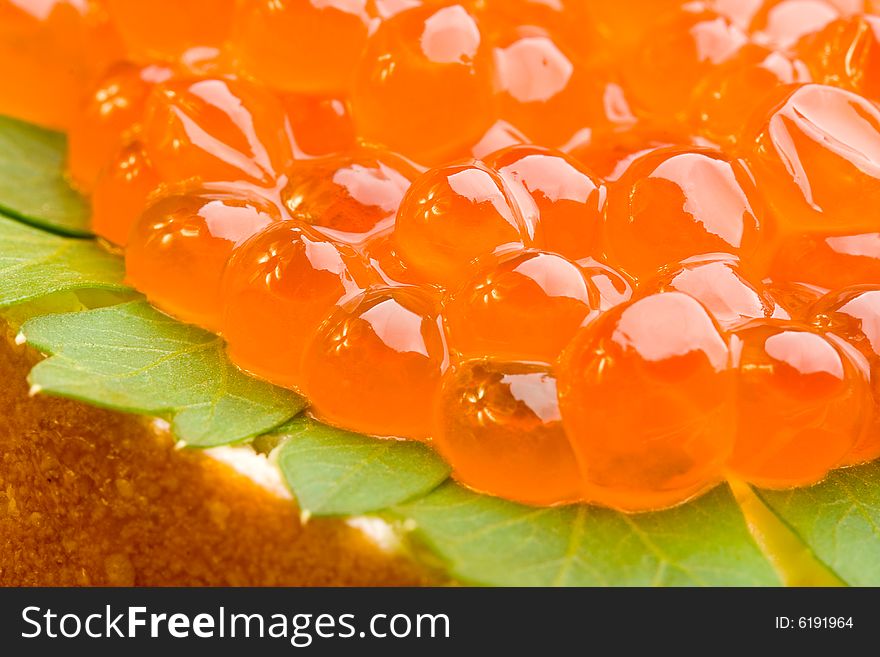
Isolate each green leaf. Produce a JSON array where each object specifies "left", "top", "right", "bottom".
[
  {"left": 0, "top": 214, "right": 129, "bottom": 308},
  {"left": 276, "top": 417, "right": 450, "bottom": 516},
  {"left": 0, "top": 115, "right": 91, "bottom": 236},
  {"left": 755, "top": 462, "right": 880, "bottom": 586},
  {"left": 394, "top": 482, "right": 781, "bottom": 587},
  {"left": 21, "top": 300, "right": 306, "bottom": 446}
]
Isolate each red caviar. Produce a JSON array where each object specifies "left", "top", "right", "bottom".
[{"left": 7, "top": 0, "right": 880, "bottom": 512}]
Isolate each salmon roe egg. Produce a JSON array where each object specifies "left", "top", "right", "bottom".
[
  {"left": 652, "top": 254, "right": 781, "bottom": 330},
  {"left": 105, "top": 0, "right": 235, "bottom": 61},
  {"left": 351, "top": 4, "right": 496, "bottom": 165},
  {"left": 394, "top": 162, "right": 530, "bottom": 286},
  {"left": 492, "top": 32, "right": 633, "bottom": 148},
  {"left": 798, "top": 14, "right": 880, "bottom": 99},
  {"left": 485, "top": 145, "right": 604, "bottom": 261},
  {"left": 811, "top": 286, "right": 880, "bottom": 462},
  {"left": 603, "top": 147, "right": 765, "bottom": 281},
  {"left": 142, "top": 77, "right": 293, "bottom": 187},
  {"left": 125, "top": 187, "right": 280, "bottom": 330},
  {"left": 433, "top": 360, "right": 584, "bottom": 506},
  {"left": 221, "top": 222, "right": 370, "bottom": 390},
  {"left": 690, "top": 44, "right": 811, "bottom": 147},
  {"left": 744, "top": 83, "right": 880, "bottom": 235},
  {"left": 280, "top": 150, "right": 418, "bottom": 247},
  {"left": 728, "top": 320, "right": 871, "bottom": 487},
  {"left": 301, "top": 286, "right": 449, "bottom": 439},
  {"left": 623, "top": 6, "right": 748, "bottom": 122},
  {"left": 558, "top": 292, "right": 735, "bottom": 513},
  {"left": 91, "top": 142, "right": 161, "bottom": 247},
  {"left": 575, "top": 257, "right": 634, "bottom": 312},
  {"left": 67, "top": 62, "right": 171, "bottom": 191},
  {"left": 766, "top": 281, "right": 828, "bottom": 320},
  {"left": 0, "top": 0, "right": 121, "bottom": 129},
  {"left": 232, "top": 0, "right": 371, "bottom": 95},
  {"left": 443, "top": 250, "right": 600, "bottom": 363},
  {"left": 282, "top": 94, "right": 357, "bottom": 157}
]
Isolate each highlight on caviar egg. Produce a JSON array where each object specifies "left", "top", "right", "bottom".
[
  {"left": 126, "top": 185, "right": 281, "bottom": 331},
  {"left": 728, "top": 319, "right": 872, "bottom": 488},
  {"left": 433, "top": 359, "right": 584, "bottom": 506},
  {"left": 558, "top": 292, "right": 736, "bottom": 513},
  {"left": 13, "top": 0, "right": 880, "bottom": 517}
]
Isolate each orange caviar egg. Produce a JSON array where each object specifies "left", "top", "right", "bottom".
[
  {"left": 364, "top": 233, "right": 434, "bottom": 287},
  {"left": 141, "top": 77, "right": 293, "bottom": 187},
  {"left": 585, "top": 0, "right": 684, "bottom": 52},
  {"left": 0, "top": 0, "right": 121, "bottom": 129},
  {"left": 493, "top": 32, "right": 634, "bottom": 148},
  {"left": 433, "top": 360, "right": 583, "bottom": 506},
  {"left": 652, "top": 254, "right": 781, "bottom": 330},
  {"left": 351, "top": 4, "right": 496, "bottom": 165},
  {"left": 91, "top": 142, "right": 161, "bottom": 246},
  {"left": 770, "top": 232, "right": 880, "bottom": 289},
  {"left": 67, "top": 62, "right": 171, "bottom": 191},
  {"left": 811, "top": 286, "right": 880, "bottom": 462},
  {"left": 691, "top": 44, "right": 811, "bottom": 147},
  {"left": 394, "top": 162, "right": 530, "bottom": 286},
  {"left": 280, "top": 150, "right": 418, "bottom": 247},
  {"left": 623, "top": 6, "right": 748, "bottom": 122},
  {"left": 222, "top": 222, "right": 370, "bottom": 390},
  {"left": 302, "top": 286, "right": 449, "bottom": 439},
  {"left": 749, "top": 0, "right": 840, "bottom": 50},
  {"left": 443, "top": 250, "right": 600, "bottom": 362},
  {"left": 745, "top": 83, "right": 880, "bottom": 235},
  {"left": 105, "top": 0, "right": 234, "bottom": 61},
  {"left": 125, "top": 186, "right": 280, "bottom": 330},
  {"left": 575, "top": 257, "right": 634, "bottom": 311},
  {"left": 469, "top": 120, "right": 530, "bottom": 160},
  {"left": 233, "top": 0, "right": 371, "bottom": 95},
  {"left": 485, "top": 145, "right": 604, "bottom": 261},
  {"left": 558, "top": 292, "right": 735, "bottom": 513},
  {"left": 766, "top": 281, "right": 829, "bottom": 319},
  {"left": 798, "top": 14, "right": 880, "bottom": 99},
  {"left": 603, "top": 147, "right": 765, "bottom": 281},
  {"left": 728, "top": 320, "right": 871, "bottom": 487},
  {"left": 282, "top": 94, "right": 357, "bottom": 157}
]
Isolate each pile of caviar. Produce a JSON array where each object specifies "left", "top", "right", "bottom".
[{"left": 6, "top": 0, "right": 880, "bottom": 512}]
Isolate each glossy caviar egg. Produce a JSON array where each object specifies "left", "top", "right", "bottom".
[
  {"left": 765, "top": 281, "right": 828, "bottom": 320},
  {"left": 623, "top": 6, "right": 748, "bottom": 122},
  {"left": 558, "top": 292, "right": 735, "bottom": 513},
  {"left": 574, "top": 257, "right": 634, "bottom": 311},
  {"left": 351, "top": 4, "right": 496, "bottom": 165},
  {"left": 798, "top": 14, "right": 880, "bottom": 99},
  {"left": 67, "top": 62, "right": 172, "bottom": 191},
  {"left": 0, "top": 0, "right": 121, "bottom": 129},
  {"left": 142, "top": 77, "right": 293, "bottom": 187},
  {"left": 485, "top": 145, "right": 604, "bottom": 261},
  {"left": 105, "top": 0, "right": 235, "bottom": 61},
  {"left": 280, "top": 150, "right": 418, "bottom": 247},
  {"left": 282, "top": 94, "right": 357, "bottom": 157},
  {"left": 585, "top": 0, "right": 684, "bottom": 52},
  {"left": 444, "top": 250, "right": 599, "bottom": 362},
  {"left": 728, "top": 320, "right": 870, "bottom": 487},
  {"left": 364, "top": 233, "right": 435, "bottom": 287},
  {"left": 493, "top": 32, "right": 633, "bottom": 148},
  {"left": 469, "top": 120, "right": 530, "bottom": 160},
  {"left": 433, "top": 359, "right": 584, "bottom": 505},
  {"left": 221, "top": 222, "right": 370, "bottom": 389},
  {"left": 811, "top": 286, "right": 880, "bottom": 462},
  {"left": 126, "top": 186, "right": 280, "bottom": 330},
  {"left": 744, "top": 84, "right": 880, "bottom": 235},
  {"left": 651, "top": 254, "right": 780, "bottom": 330},
  {"left": 233, "top": 0, "right": 371, "bottom": 95},
  {"left": 394, "top": 162, "right": 531, "bottom": 286},
  {"left": 749, "top": 0, "right": 840, "bottom": 50},
  {"left": 301, "top": 286, "right": 449, "bottom": 439},
  {"left": 769, "top": 232, "right": 880, "bottom": 290},
  {"left": 691, "top": 44, "right": 811, "bottom": 147},
  {"left": 91, "top": 142, "right": 161, "bottom": 247},
  {"left": 603, "top": 147, "right": 765, "bottom": 281}
]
